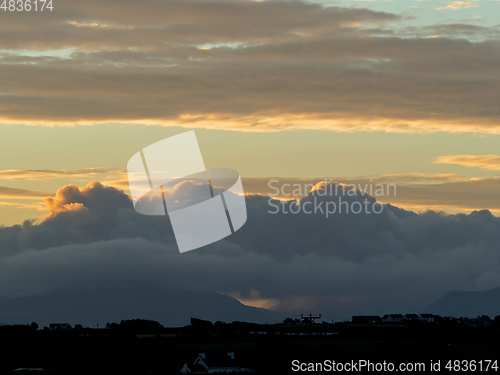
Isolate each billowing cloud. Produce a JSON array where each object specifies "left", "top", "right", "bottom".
[
  {"left": 243, "top": 174, "right": 500, "bottom": 214},
  {"left": 43, "top": 181, "right": 131, "bottom": 214},
  {"left": 1, "top": 180, "right": 500, "bottom": 319}
]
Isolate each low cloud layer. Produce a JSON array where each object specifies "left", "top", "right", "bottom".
[{"left": 1, "top": 181, "right": 500, "bottom": 319}]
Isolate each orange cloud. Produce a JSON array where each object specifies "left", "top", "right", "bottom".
[
  {"left": 0, "top": 186, "right": 54, "bottom": 199},
  {"left": 0, "top": 168, "right": 123, "bottom": 181},
  {"left": 3, "top": 116, "right": 500, "bottom": 135},
  {"left": 434, "top": 155, "right": 500, "bottom": 170},
  {"left": 436, "top": 1, "right": 480, "bottom": 10},
  {"left": 380, "top": 173, "right": 463, "bottom": 182},
  {"left": 43, "top": 181, "right": 116, "bottom": 213}
]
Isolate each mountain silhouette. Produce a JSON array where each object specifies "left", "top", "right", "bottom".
[
  {"left": 423, "top": 287, "right": 500, "bottom": 318},
  {"left": 0, "top": 280, "right": 281, "bottom": 327}
]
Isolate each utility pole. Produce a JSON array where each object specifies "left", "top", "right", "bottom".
[{"left": 301, "top": 314, "right": 321, "bottom": 361}]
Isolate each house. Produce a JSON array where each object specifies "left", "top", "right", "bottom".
[
  {"left": 384, "top": 314, "right": 403, "bottom": 322},
  {"left": 419, "top": 314, "right": 437, "bottom": 322},
  {"left": 181, "top": 352, "right": 252, "bottom": 373},
  {"left": 480, "top": 320, "right": 492, "bottom": 327},
  {"left": 404, "top": 314, "right": 419, "bottom": 320},
  {"left": 49, "top": 323, "right": 71, "bottom": 330},
  {"left": 180, "top": 364, "right": 192, "bottom": 373}
]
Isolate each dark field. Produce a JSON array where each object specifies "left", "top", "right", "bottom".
[{"left": 1, "top": 318, "right": 499, "bottom": 374}]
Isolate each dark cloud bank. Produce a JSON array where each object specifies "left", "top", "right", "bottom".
[{"left": 1, "top": 181, "right": 500, "bottom": 324}]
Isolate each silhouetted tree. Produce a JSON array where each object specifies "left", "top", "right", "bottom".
[{"left": 190, "top": 317, "right": 213, "bottom": 328}]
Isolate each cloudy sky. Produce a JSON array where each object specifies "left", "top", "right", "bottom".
[{"left": 1, "top": 0, "right": 500, "bottom": 319}]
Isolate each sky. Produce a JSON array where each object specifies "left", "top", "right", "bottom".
[{"left": 1, "top": 0, "right": 500, "bottom": 320}]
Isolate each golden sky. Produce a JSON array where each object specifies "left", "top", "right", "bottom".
[{"left": 2, "top": 1, "right": 500, "bottom": 321}]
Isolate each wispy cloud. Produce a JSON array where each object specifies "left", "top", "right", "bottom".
[
  {"left": 0, "top": 186, "right": 53, "bottom": 199},
  {"left": 0, "top": 168, "right": 124, "bottom": 181},
  {"left": 434, "top": 155, "right": 500, "bottom": 170},
  {"left": 436, "top": 1, "right": 480, "bottom": 10},
  {"left": 0, "top": 201, "right": 47, "bottom": 211},
  {"left": 377, "top": 172, "right": 464, "bottom": 182}
]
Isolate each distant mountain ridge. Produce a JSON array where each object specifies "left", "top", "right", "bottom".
[
  {"left": 0, "top": 280, "right": 282, "bottom": 327},
  {"left": 423, "top": 287, "right": 500, "bottom": 318}
]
